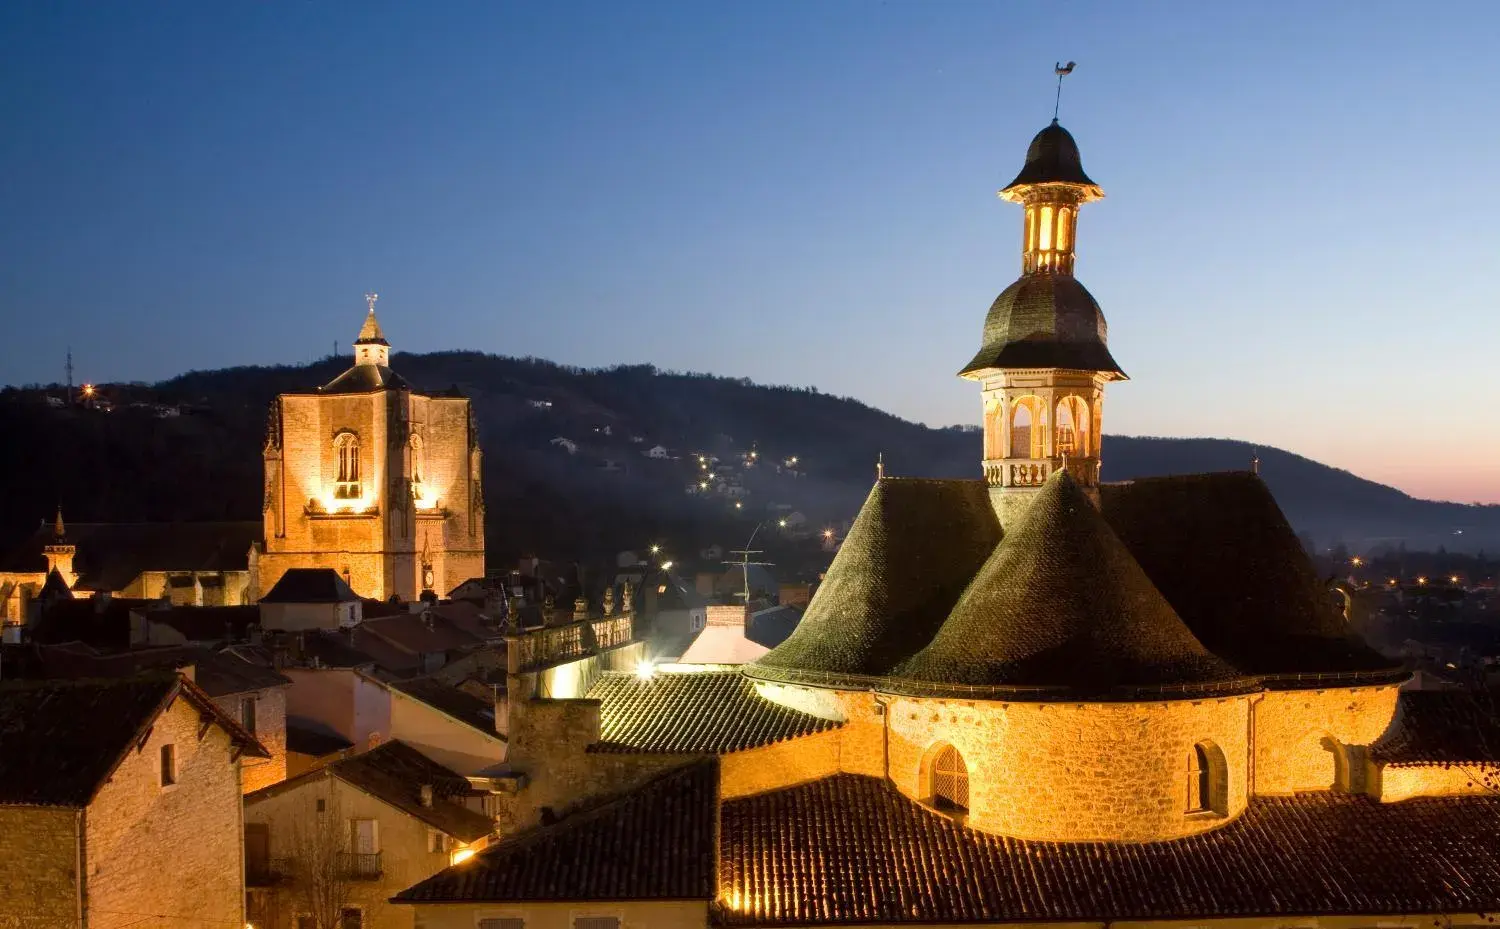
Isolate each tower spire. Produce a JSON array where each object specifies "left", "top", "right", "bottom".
[{"left": 353, "top": 293, "right": 391, "bottom": 367}]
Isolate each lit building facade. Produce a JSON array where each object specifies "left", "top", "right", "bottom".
[
  {"left": 258, "top": 303, "right": 485, "bottom": 602},
  {"left": 396, "top": 109, "right": 1500, "bottom": 928}
]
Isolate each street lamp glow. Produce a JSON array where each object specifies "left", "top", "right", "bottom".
[
  {"left": 734, "top": 501, "right": 742, "bottom": 509},
  {"left": 1350, "top": 556, "right": 1363, "bottom": 567},
  {"left": 660, "top": 560, "right": 673, "bottom": 571},
  {"left": 635, "top": 659, "right": 656, "bottom": 681},
  {"left": 778, "top": 519, "right": 787, "bottom": 528},
  {"left": 650, "top": 544, "right": 661, "bottom": 555},
  {"left": 822, "top": 529, "right": 834, "bottom": 539}
]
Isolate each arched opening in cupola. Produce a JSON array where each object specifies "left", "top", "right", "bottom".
[
  {"left": 1055, "top": 395, "right": 1090, "bottom": 458},
  {"left": 928, "top": 743, "right": 970, "bottom": 813},
  {"left": 984, "top": 398, "right": 1004, "bottom": 460},
  {"left": 1186, "top": 741, "right": 1228, "bottom": 816},
  {"left": 1010, "top": 396, "right": 1046, "bottom": 459}
]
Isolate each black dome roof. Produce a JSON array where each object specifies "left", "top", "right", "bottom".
[
  {"left": 958, "top": 273, "right": 1124, "bottom": 377},
  {"left": 1001, "top": 121, "right": 1101, "bottom": 197}
]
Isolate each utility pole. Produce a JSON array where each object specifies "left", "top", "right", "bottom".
[{"left": 65, "top": 347, "right": 74, "bottom": 406}]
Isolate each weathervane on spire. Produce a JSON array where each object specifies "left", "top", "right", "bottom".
[
  {"left": 1053, "top": 61, "right": 1076, "bottom": 123},
  {"left": 876, "top": 452, "right": 886, "bottom": 480},
  {"left": 365, "top": 292, "right": 379, "bottom": 314}
]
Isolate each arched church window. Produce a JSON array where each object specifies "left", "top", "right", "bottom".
[
  {"left": 1038, "top": 205, "right": 1054, "bottom": 252},
  {"left": 931, "top": 744, "right": 969, "bottom": 812},
  {"left": 1186, "top": 741, "right": 1227, "bottom": 815},
  {"left": 1057, "top": 206, "right": 1073, "bottom": 251},
  {"left": 334, "top": 433, "right": 361, "bottom": 500}
]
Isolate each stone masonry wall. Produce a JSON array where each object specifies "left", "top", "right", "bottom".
[
  {"left": 86, "top": 695, "right": 244, "bottom": 929},
  {"left": 1251, "top": 686, "right": 1399, "bottom": 795},
  {"left": 247, "top": 775, "right": 480, "bottom": 929},
  {"left": 0, "top": 806, "right": 78, "bottom": 929},
  {"left": 1378, "top": 763, "right": 1500, "bottom": 803},
  {"left": 227, "top": 685, "right": 289, "bottom": 794}
]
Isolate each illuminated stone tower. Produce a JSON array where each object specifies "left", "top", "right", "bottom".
[
  {"left": 960, "top": 119, "right": 1127, "bottom": 528},
  {"left": 258, "top": 297, "right": 486, "bottom": 601}
]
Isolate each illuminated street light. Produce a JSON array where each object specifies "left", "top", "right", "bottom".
[
  {"left": 660, "top": 560, "right": 674, "bottom": 571},
  {"left": 635, "top": 659, "right": 656, "bottom": 681},
  {"left": 1450, "top": 575, "right": 1461, "bottom": 584},
  {"left": 822, "top": 529, "right": 834, "bottom": 539},
  {"left": 650, "top": 544, "right": 661, "bottom": 555},
  {"left": 1417, "top": 576, "right": 1428, "bottom": 585},
  {"left": 734, "top": 501, "right": 743, "bottom": 509},
  {"left": 82, "top": 384, "right": 95, "bottom": 397},
  {"left": 1350, "top": 556, "right": 1363, "bottom": 567},
  {"left": 778, "top": 519, "right": 787, "bottom": 528}
]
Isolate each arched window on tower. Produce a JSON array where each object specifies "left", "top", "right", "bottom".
[
  {"left": 334, "top": 432, "right": 361, "bottom": 500},
  {"left": 1056, "top": 396, "right": 1090, "bottom": 458},
  {"left": 984, "top": 399, "right": 1004, "bottom": 460},
  {"left": 930, "top": 744, "right": 970, "bottom": 813},
  {"left": 1011, "top": 396, "right": 1046, "bottom": 459},
  {"left": 1186, "top": 741, "right": 1228, "bottom": 816}
]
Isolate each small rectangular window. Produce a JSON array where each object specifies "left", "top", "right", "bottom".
[
  {"left": 574, "top": 918, "right": 620, "bottom": 929},
  {"left": 159, "top": 744, "right": 177, "bottom": 786},
  {"left": 428, "top": 829, "right": 448, "bottom": 853},
  {"left": 315, "top": 798, "right": 326, "bottom": 813},
  {"left": 478, "top": 920, "right": 524, "bottom": 929},
  {"left": 241, "top": 696, "right": 257, "bottom": 734}
]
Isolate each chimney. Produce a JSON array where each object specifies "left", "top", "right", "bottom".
[{"left": 420, "top": 784, "right": 434, "bottom": 808}]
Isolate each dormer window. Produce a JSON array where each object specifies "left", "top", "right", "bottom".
[{"left": 334, "top": 432, "right": 361, "bottom": 500}]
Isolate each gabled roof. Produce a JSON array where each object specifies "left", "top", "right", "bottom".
[
  {"left": 394, "top": 760, "right": 717, "bottom": 903},
  {"left": 0, "top": 674, "right": 268, "bottom": 807},
  {"left": 586, "top": 669, "right": 840, "bottom": 754},
  {"left": 0, "top": 642, "right": 288, "bottom": 697},
  {"left": 260, "top": 568, "right": 360, "bottom": 604},
  {"left": 718, "top": 774, "right": 1500, "bottom": 925},
  {"left": 1099, "top": 472, "right": 1401, "bottom": 681},
  {"left": 359, "top": 611, "right": 484, "bottom": 655},
  {"left": 748, "top": 479, "right": 1000, "bottom": 689},
  {"left": 249, "top": 740, "right": 493, "bottom": 842},
  {"left": 893, "top": 470, "right": 1249, "bottom": 698},
  {"left": 0, "top": 521, "right": 259, "bottom": 591}
]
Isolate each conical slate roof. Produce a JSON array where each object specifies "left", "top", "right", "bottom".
[
  {"left": 959, "top": 274, "right": 1124, "bottom": 377},
  {"left": 746, "top": 479, "right": 1001, "bottom": 688},
  {"left": 1000, "top": 121, "right": 1102, "bottom": 199},
  {"left": 356, "top": 309, "right": 388, "bottom": 346},
  {"left": 892, "top": 470, "right": 1250, "bottom": 699}
]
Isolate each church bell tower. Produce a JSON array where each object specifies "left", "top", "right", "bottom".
[{"left": 960, "top": 102, "right": 1127, "bottom": 528}]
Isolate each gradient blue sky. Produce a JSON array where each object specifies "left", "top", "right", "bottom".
[{"left": 2, "top": 2, "right": 1497, "bottom": 503}]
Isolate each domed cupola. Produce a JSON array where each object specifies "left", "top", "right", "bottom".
[
  {"left": 962, "top": 104, "right": 1127, "bottom": 529},
  {"left": 893, "top": 469, "right": 1251, "bottom": 699}
]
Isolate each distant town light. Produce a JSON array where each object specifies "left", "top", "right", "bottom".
[
  {"left": 1350, "top": 557, "right": 1363, "bottom": 567},
  {"left": 660, "top": 560, "right": 674, "bottom": 571},
  {"left": 82, "top": 384, "right": 95, "bottom": 397},
  {"left": 823, "top": 529, "right": 834, "bottom": 538},
  {"left": 734, "top": 501, "right": 743, "bottom": 509},
  {"left": 635, "top": 659, "right": 656, "bottom": 681},
  {"left": 1450, "top": 575, "right": 1461, "bottom": 584},
  {"left": 778, "top": 519, "right": 787, "bottom": 528},
  {"left": 650, "top": 544, "right": 661, "bottom": 555},
  {"left": 1417, "top": 576, "right": 1428, "bottom": 585}
]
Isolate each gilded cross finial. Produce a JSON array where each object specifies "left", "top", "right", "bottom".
[
  {"left": 1053, "top": 61, "right": 1076, "bottom": 123},
  {"left": 365, "top": 292, "right": 379, "bottom": 314}
]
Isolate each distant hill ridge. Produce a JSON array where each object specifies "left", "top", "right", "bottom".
[{"left": 1, "top": 351, "right": 1494, "bottom": 558}]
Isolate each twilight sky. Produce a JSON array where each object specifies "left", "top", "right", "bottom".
[{"left": 2, "top": 2, "right": 1497, "bottom": 504}]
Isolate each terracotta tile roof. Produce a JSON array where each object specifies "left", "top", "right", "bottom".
[
  {"left": 718, "top": 774, "right": 1500, "bottom": 925},
  {"left": 393, "top": 760, "right": 717, "bottom": 903},
  {"left": 0, "top": 643, "right": 288, "bottom": 697},
  {"left": 0, "top": 674, "right": 267, "bottom": 807},
  {"left": 359, "top": 611, "right": 484, "bottom": 655},
  {"left": 1100, "top": 473, "right": 1402, "bottom": 682},
  {"left": 586, "top": 669, "right": 840, "bottom": 754},
  {"left": 250, "top": 740, "right": 493, "bottom": 841},
  {"left": 1372, "top": 690, "right": 1500, "bottom": 766},
  {"left": 895, "top": 471, "right": 1249, "bottom": 698},
  {"left": 748, "top": 479, "right": 1000, "bottom": 689}
]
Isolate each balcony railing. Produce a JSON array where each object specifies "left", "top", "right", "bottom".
[
  {"left": 508, "top": 614, "right": 634, "bottom": 673},
  {"left": 982, "top": 457, "right": 1099, "bottom": 489},
  {"left": 337, "top": 851, "right": 383, "bottom": 880}
]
